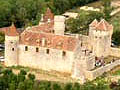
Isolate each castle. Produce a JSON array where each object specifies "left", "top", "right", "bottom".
[{"left": 3, "top": 8, "right": 115, "bottom": 83}]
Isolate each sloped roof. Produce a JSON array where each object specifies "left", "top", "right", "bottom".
[
  {"left": 29, "top": 21, "right": 54, "bottom": 33},
  {"left": 43, "top": 8, "right": 54, "bottom": 22},
  {"left": 5, "top": 23, "right": 19, "bottom": 36},
  {"left": 89, "top": 19, "right": 98, "bottom": 27},
  {"left": 90, "top": 19, "right": 113, "bottom": 31},
  {"left": 20, "top": 31, "right": 78, "bottom": 51}
]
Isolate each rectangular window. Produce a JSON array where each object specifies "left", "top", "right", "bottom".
[
  {"left": 62, "top": 51, "right": 66, "bottom": 57},
  {"left": 36, "top": 47, "right": 39, "bottom": 52},
  {"left": 25, "top": 46, "right": 28, "bottom": 51},
  {"left": 46, "top": 49, "right": 49, "bottom": 54},
  {"left": 12, "top": 48, "right": 14, "bottom": 51}
]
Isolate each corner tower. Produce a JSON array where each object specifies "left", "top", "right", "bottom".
[
  {"left": 89, "top": 19, "right": 113, "bottom": 57},
  {"left": 5, "top": 23, "right": 19, "bottom": 66}
]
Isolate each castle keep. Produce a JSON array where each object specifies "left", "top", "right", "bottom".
[{"left": 3, "top": 8, "right": 115, "bottom": 82}]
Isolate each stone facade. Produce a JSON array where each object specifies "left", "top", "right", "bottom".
[{"left": 3, "top": 8, "right": 118, "bottom": 83}]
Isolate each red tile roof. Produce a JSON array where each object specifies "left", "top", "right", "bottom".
[
  {"left": 30, "top": 21, "right": 54, "bottom": 33},
  {"left": 0, "top": 27, "right": 8, "bottom": 33},
  {"left": 5, "top": 23, "right": 19, "bottom": 36},
  {"left": 89, "top": 19, "right": 98, "bottom": 27},
  {"left": 20, "top": 31, "right": 78, "bottom": 51},
  {"left": 90, "top": 19, "right": 113, "bottom": 31},
  {"left": 0, "top": 24, "right": 19, "bottom": 36}
]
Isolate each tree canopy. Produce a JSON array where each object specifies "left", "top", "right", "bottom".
[{"left": 0, "top": 0, "right": 98, "bottom": 28}]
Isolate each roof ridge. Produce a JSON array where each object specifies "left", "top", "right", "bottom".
[
  {"left": 96, "top": 19, "right": 111, "bottom": 31},
  {"left": 89, "top": 19, "right": 98, "bottom": 27}
]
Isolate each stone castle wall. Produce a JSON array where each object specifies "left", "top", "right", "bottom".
[
  {"left": 85, "top": 60, "right": 120, "bottom": 80},
  {"left": 18, "top": 45, "right": 74, "bottom": 73},
  {"left": 5, "top": 36, "right": 19, "bottom": 66},
  {"left": 110, "top": 47, "right": 120, "bottom": 57}
]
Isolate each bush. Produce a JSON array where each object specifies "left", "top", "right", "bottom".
[{"left": 52, "top": 83, "right": 62, "bottom": 90}]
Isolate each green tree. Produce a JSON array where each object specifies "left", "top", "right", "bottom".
[
  {"left": 112, "top": 30, "right": 120, "bottom": 45},
  {"left": 9, "top": 81, "right": 16, "bottom": 90},
  {"left": 18, "top": 82, "right": 26, "bottom": 90},
  {"left": 102, "top": 0, "right": 112, "bottom": 21},
  {"left": 66, "top": 10, "right": 103, "bottom": 34},
  {"left": 28, "top": 73, "right": 35, "bottom": 81},
  {"left": 64, "top": 83, "right": 73, "bottom": 90},
  {"left": 52, "top": 83, "right": 62, "bottom": 90}
]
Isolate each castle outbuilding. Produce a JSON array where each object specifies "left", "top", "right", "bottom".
[{"left": 2, "top": 8, "right": 116, "bottom": 83}]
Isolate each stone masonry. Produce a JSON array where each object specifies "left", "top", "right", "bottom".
[{"left": 1, "top": 8, "right": 118, "bottom": 83}]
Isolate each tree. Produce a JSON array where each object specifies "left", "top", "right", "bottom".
[
  {"left": 52, "top": 83, "right": 62, "bottom": 90},
  {"left": 18, "top": 82, "right": 26, "bottom": 90},
  {"left": 0, "top": 32, "right": 5, "bottom": 44},
  {"left": 66, "top": 10, "right": 104, "bottom": 34},
  {"left": 102, "top": 0, "right": 112, "bottom": 21},
  {"left": 64, "top": 83, "right": 73, "bottom": 90},
  {"left": 9, "top": 81, "right": 16, "bottom": 90},
  {"left": 28, "top": 73, "right": 35, "bottom": 81},
  {"left": 112, "top": 30, "right": 120, "bottom": 46}
]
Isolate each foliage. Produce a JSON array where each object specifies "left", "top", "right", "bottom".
[
  {"left": 66, "top": 10, "right": 104, "bottom": 34},
  {"left": 112, "top": 30, "right": 120, "bottom": 46},
  {"left": 0, "top": 0, "right": 98, "bottom": 28},
  {"left": 102, "top": 0, "right": 112, "bottom": 21},
  {"left": 0, "top": 32, "right": 5, "bottom": 44},
  {"left": 0, "top": 68, "right": 120, "bottom": 90}
]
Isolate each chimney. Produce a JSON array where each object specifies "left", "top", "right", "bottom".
[{"left": 54, "top": 15, "right": 65, "bottom": 35}]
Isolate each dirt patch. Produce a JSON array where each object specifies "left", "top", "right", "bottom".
[{"left": 12, "top": 68, "right": 77, "bottom": 83}]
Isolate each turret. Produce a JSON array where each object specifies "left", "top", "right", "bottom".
[
  {"left": 54, "top": 15, "right": 65, "bottom": 35},
  {"left": 89, "top": 19, "right": 113, "bottom": 57},
  {"left": 43, "top": 8, "right": 54, "bottom": 23},
  {"left": 5, "top": 23, "right": 19, "bottom": 66}
]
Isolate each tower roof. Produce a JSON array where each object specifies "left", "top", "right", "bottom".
[
  {"left": 89, "top": 19, "right": 98, "bottom": 27},
  {"left": 43, "top": 8, "right": 54, "bottom": 22},
  {"left": 6, "top": 23, "right": 19, "bottom": 36},
  {"left": 96, "top": 19, "right": 113, "bottom": 31}
]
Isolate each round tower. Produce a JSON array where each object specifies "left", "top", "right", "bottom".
[
  {"left": 5, "top": 23, "right": 19, "bottom": 66},
  {"left": 89, "top": 19, "right": 113, "bottom": 57},
  {"left": 54, "top": 15, "right": 65, "bottom": 35}
]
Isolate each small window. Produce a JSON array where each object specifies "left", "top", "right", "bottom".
[
  {"left": 36, "top": 48, "right": 39, "bottom": 52},
  {"left": 25, "top": 46, "right": 28, "bottom": 51},
  {"left": 81, "top": 43, "right": 83, "bottom": 47},
  {"left": 62, "top": 51, "right": 66, "bottom": 57},
  {"left": 10, "top": 41, "right": 13, "bottom": 44},
  {"left": 52, "top": 30, "right": 54, "bottom": 33},
  {"left": 12, "top": 48, "right": 14, "bottom": 51},
  {"left": 46, "top": 49, "right": 49, "bottom": 54}
]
